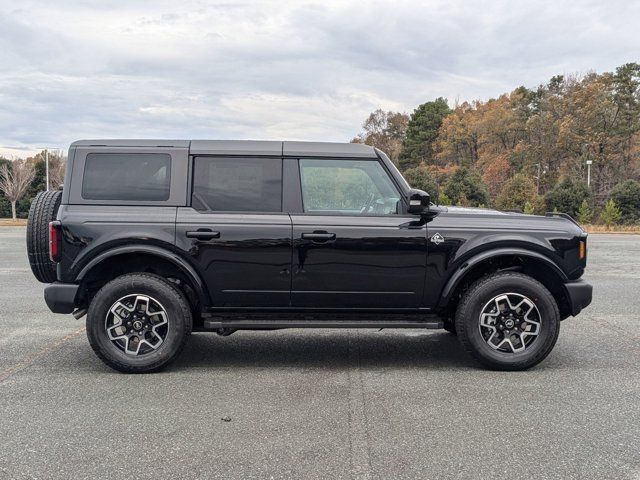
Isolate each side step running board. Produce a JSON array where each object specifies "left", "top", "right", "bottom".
[{"left": 202, "top": 319, "right": 443, "bottom": 330}]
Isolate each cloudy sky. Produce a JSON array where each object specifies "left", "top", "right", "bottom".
[{"left": 0, "top": 0, "right": 638, "bottom": 157}]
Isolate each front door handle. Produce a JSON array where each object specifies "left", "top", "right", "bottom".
[
  {"left": 301, "top": 232, "right": 336, "bottom": 243},
  {"left": 186, "top": 229, "right": 221, "bottom": 240}
]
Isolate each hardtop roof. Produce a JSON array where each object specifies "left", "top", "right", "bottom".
[{"left": 70, "top": 139, "right": 378, "bottom": 158}]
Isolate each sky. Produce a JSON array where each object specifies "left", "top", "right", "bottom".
[{"left": 0, "top": 0, "right": 638, "bottom": 158}]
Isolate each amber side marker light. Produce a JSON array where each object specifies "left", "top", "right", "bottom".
[{"left": 579, "top": 240, "right": 586, "bottom": 260}]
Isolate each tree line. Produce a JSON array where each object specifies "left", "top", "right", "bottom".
[
  {"left": 2, "top": 64, "right": 639, "bottom": 224},
  {"left": 0, "top": 152, "right": 65, "bottom": 219},
  {"left": 352, "top": 63, "right": 640, "bottom": 225}
]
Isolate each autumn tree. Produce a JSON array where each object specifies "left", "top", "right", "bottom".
[
  {"left": 431, "top": 68, "right": 640, "bottom": 204},
  {"left": 351, "top": 62, "right": 640, "bottom": 222},
  {"left": 611, "top": 63, "right": 640, "bottom": 169},
  {"left": 434, "top": 101, "right": 480, "bottom": 167},
  {"left": 0, "top": 160, "right": 36, "bottom": 220},
  {"left": 352, "top": 110, "right": 409, "bottom": 165},
  {"left": 399, "top": 98, "right": 451, "bottom": 170}
]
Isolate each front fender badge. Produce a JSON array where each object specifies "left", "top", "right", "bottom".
[{"left": 430, "top": 232, "right": 444, "bottom": 245}]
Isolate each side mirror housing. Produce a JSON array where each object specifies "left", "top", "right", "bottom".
[{"left": 407, "top": 189, "right": 430, "bottom": 215}]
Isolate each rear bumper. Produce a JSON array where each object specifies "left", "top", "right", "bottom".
[
  {"left": 563, "top": 279, "right": 593, "bottom": 317},
  {"left": 44, "top": 283, "right": 79, "bottom": 314}
]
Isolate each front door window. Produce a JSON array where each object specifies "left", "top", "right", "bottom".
[{"left": 299, "top": 159, "right": 401, "bottom": 216}]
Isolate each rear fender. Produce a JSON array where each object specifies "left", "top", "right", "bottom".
[{"left": 75, "top": 245, "right": 209, "bottom": 305}]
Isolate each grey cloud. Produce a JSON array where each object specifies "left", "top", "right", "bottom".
[{"left": 0, "top": 0, "right": 638, "bottom": 156}]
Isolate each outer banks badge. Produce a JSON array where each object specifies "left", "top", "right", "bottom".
[{"left": 430, "top": 232, "right": 444, "bottom": 245}]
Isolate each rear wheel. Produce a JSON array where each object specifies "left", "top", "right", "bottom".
[
  {"left": 455, "top": 272, "right": 560, "bottom": 370},
  {"left": 26, "top": 190, "right": 62, "bottom": 283},
  {"left": 86, "top": 273, "right": 192, "bottom": 373}
]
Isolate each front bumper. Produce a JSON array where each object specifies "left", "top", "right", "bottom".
[
  {"left": 563, "top": 279, "right": 593, "bottom": 317},
  {"left": 44, "top": 283, "right": 79, "bottom": 314}
]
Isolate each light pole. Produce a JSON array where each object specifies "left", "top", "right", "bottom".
[
  {"left": 36, "top": 147, "right": 61, "bottom": 191},
  {"left": 586, "top": 159, "right": 592, "bottom": 187},
  {"left": 45, "top": 149, "right": 49, "bottom": 191}
]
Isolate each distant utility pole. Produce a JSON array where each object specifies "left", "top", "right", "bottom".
[
  {"left": 37, "top": 147, "right": 60, "bottom": 191},
  {"left": 586, "top": 159, "right": 592, "bottom": 187},
  {"left": 45, "top": 149, "right": 49, "bottom": 191}
]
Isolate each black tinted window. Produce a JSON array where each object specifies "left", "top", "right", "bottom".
[
  {"left": 192, "top": 157, "right": 282, "bottom": 212},
  {"left": 82, "top": 153, "right": 171, "bottom": 201}
]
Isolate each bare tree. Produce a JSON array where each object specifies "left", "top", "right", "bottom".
[
  {"left": 49, "top": 158, "right": 66, "bottom": 189},
  {"left": 0, "top": 160, "right": 36, "bottom": 220}
]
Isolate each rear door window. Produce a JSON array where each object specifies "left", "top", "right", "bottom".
[
  {"left": 82, "top": 153, "right": 171, "bottom": 201},
  {"left": 192, "top": 157, "right": 282, "bottom": 212}
]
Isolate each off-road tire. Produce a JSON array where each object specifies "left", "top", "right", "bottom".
[
  {"left": 26, "top": 190, "right": 62, "bottom": 283},
  {"left": 455, "top": 272, "right": 560, "bottom": 371},
  {"left": 86, "top": 273, "right": 192, "bottom": 373}
]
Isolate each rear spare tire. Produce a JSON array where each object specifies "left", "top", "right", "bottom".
[{"left": 27, "top": 190, "right": 62, "bottom": 283}]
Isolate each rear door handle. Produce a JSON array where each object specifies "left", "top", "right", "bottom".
[
  {"left": 301, "top": 232, "right": 336, "bottom": 243},
  {"left": 186, "top": 229, "right": 221, "bottom": 240}
]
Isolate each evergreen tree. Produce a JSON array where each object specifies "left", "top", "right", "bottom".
[
  {"left": 495, "top": 174, "right": 537, "bottom": 212},
  {"left": 601, "top": 199, "right": 622, "bottom": 227},
  {"left": 576, "top": 199, "right": 593, "bottom": 224},
  {"left": 398, "top": 98, "right": 451, "bottom": 170},
  {"left": 443, "top": 167, "right": 489, "bottom": 207},
  {"left": 402, "top": 166, "right": 439, "bottom": 198},
  {"left": 544, "top": 177, "right": 592, "bottom": 218},
  {"left": 523, "top": 202, "right": 535, "bottom": 214},
  {"left": 437, "top": 192, "right": 452, "bottom": 206},
  {"left": 609, "top": 179, "right": 640, "bottom": 224}
]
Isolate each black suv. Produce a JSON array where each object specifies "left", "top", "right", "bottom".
[{"left": 26, "top": 140, "right": 592, "bottom": 372}]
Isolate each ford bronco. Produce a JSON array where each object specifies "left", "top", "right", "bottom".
[{"left": 26, "top": 140, "right": 592, "bottom": 372}]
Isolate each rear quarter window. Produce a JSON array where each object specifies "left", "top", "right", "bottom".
[{"left": 82, "top": 153, "right": 171, "bottom": 201}]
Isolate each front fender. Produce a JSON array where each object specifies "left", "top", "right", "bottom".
[{"left": 439, "top": 247, "right": 568, "bottom": 306}]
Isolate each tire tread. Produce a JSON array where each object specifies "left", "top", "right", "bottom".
[{"left": 26, "top": 190, "right": 62, "bottom": 283}]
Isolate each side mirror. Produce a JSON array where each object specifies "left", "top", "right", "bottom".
[{"left": 407, "top": 189, "right": 430, "bottom": 215}]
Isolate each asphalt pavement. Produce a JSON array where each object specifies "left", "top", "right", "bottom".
[{"left": 0, "top": 227, "right": 638, "bottom": 479}]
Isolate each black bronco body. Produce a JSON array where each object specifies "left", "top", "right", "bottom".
[{"left": 29, "top": 139, "right": 592, "bottom": 372}]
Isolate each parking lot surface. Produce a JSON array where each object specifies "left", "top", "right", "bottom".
[{"left": 0, "top": 227, "right": 638, "bottom": 479}]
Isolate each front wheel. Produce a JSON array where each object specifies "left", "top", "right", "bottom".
[
  {"left": 86, "top": 273, "right": 192, "bottom": 373},
  {"left": 455, "top": 272, "right": 560, "bottom": 371}
]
